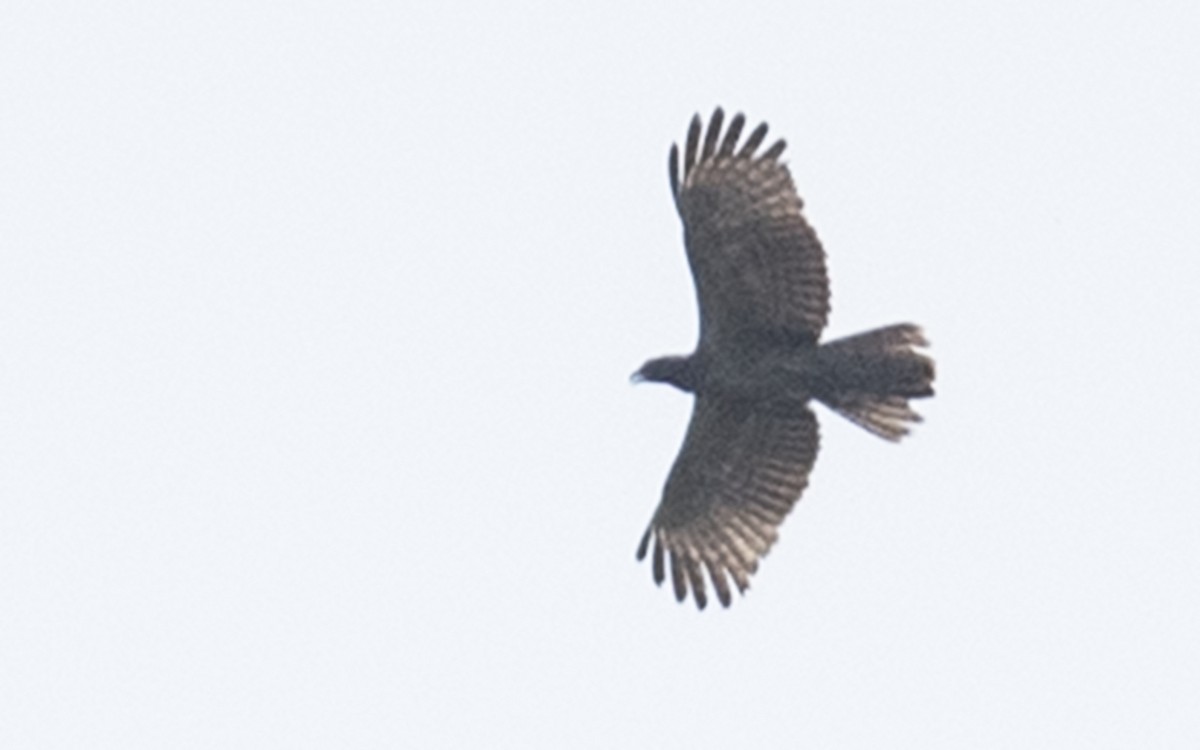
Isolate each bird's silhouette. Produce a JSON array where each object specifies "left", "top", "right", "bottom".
[{"left": 634, "top": 108, "right": 935, "bottom": 609}]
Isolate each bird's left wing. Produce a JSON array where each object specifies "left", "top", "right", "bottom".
[
  {"left": 637, "top": 396, "right": 820, "bottom": 609},
  {"left": 671, "top": 108, "right": 830, "bottom": 353}
]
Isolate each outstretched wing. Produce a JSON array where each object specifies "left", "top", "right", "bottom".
[
  {"left": 670, "top": 108, "right": 830, "bottom": 352},
  {"left": 636, "top": 396, "right": 820, "bottom": 609}
]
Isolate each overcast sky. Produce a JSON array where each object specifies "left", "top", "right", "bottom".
[{"left": 4, "top": 2, "right": 1199, "bottom": 747}]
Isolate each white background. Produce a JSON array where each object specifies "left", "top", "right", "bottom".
[{"left": 4, "top": 2, "right": 1199, "bottom": 747}]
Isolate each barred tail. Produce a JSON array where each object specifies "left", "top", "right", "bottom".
[{"left": 811, "top": 324, "right": 935, "bottom": 441}]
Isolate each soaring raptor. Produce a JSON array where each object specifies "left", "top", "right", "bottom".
[{"left": 634, "top": 108, "right": 935, "bottom": 609}]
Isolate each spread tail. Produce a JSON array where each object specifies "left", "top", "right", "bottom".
[{"left": 811, "top": 324, "right": 935, "bottom": 441}]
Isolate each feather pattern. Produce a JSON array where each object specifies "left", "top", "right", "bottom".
[
  {"left": 637, "top": 398, "right": 819, "bottom": 609},
  {"left": 669, "top": 108, "right": 830, "bottom": 352}
]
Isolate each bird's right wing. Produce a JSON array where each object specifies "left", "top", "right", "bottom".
[{"left": 637, "top": 396, "right": 820, "bottom": 609}]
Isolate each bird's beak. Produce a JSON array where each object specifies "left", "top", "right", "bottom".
[{"left": 630, "top": 370, "right": 645, "bottom": 384}]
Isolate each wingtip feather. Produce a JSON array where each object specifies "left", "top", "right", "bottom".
[
  {"left": 668, "top": 144, "right": 680, "bottom": 204},
  {"left": 738, "top": 122, "right": 769, "bottom": 157},
  {"left": 719, "top": 113, "right": 745, "bottom": 157},
  {"left": 761, "top": 138, "right": 787, "bottom": 162},
  {"left": 685, "top": 555, "right": 708, "bottom": 610},
  {"left": 652, "top": 535, "right": 665, "bottom": 585},
  {"left": 683, "top": 114, "right": 702, "bottom": 178},
  {"left": 636, "top": 525, "right": 652, "bottom": 561},
  {"left": 701, "top": 108, "right": 723, "bottom": 162},
  {"left": 669, "top": 548, "right": 687, "bottom": 602}
]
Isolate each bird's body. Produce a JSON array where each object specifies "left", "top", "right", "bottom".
[{"left": 634, "top": 109, "right": 935, "bottom": 609}]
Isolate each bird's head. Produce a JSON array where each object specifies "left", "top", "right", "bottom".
[{"left": 631, "top": 355, "right": 698, "bottom": 393}]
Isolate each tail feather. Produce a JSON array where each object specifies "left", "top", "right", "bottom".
[{"left": 812, "top": 324, "right": 935, "bottom": 441}]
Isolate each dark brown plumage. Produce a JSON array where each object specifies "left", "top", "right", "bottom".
[{"left": 634, "top": 108, "right": 935, "bottom": 609}]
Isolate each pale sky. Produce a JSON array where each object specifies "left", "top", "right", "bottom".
[{"left": 4, "top": 2, "right": 1199, "bottom": 747}]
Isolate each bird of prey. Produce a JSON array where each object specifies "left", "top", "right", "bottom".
[{"left": 633, "top": 108, "right": 935, "bottom": 609}]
